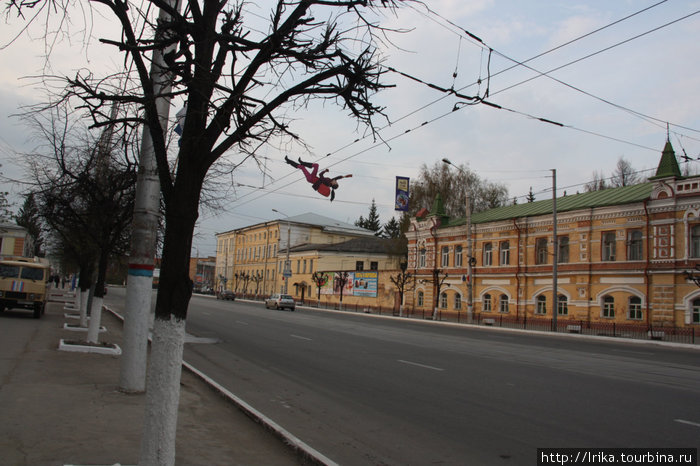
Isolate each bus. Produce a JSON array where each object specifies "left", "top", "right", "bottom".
[{"left": 0, "top": 258, "right": 51, "bottom": 318}]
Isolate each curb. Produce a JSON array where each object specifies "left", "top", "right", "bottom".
[{"left": 105, "top": 307, "right": 336, "bottom": 466}]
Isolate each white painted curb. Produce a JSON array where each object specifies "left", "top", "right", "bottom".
[
  {"left": 63, "top": 323, "right": 106, "bottom": 333},
  {"left": 58, "top": 339, "right": 122, "bottom": 356}
]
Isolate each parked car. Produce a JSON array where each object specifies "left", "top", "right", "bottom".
[
  {"left": 265, "top": 293, "right": 295, "bottom": 311},
  {"left": 217, "top": 290, "right": 236, "bottom": 301}
]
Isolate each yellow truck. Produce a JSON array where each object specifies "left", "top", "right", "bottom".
[{"left": 0, "top": 258, "right": 51, "bottom": 318}]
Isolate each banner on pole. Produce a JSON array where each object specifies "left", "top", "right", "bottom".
[{"left": 395, "top": 176, "right": 409, "bottom": 211}]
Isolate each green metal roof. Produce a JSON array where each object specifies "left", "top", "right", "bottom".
[
  {"left": 649, "top": 140, "right": 682, "bottom": 180},
  {"left": 442, "top": 182, "right": 654, "bottom": 227}
]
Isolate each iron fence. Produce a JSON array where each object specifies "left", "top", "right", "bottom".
[{"left": 294, "top": 298, "right": 698, "bottom": 345}]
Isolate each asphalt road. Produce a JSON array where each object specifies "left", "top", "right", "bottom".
[{"left": 106, "top": 289, "right": 700, "bottom": 466}]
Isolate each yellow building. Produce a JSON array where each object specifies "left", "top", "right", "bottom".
[
  {"left": 406, "top": 141, "right": 700, "bottom": 333},
  {"left": 215, "top": 213, "right": 381, "bottom": 297},
  {"left": 283, "top": 236, "right": 404, "bottom": 306},
  {"left": 0, "top": 222, "right": 33, "bottom": 259}
]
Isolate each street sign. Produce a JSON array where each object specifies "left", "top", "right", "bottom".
[{"left": 283, "top": 269, "right": 292, "bottom": 278}]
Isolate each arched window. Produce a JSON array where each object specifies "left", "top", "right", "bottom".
[
  {"left": 628, "top": 296, "right": 642, "bottom": 320},
  {"left": 419, "top": 248, "right": 426, "bottom": 268},
  {"left": 536, "top": 295, "right": 547, "bottom": 315},
  {"left": 557, "top": 295, "right": 568, "bottom": 315},
  {"left": 417, "top": 291, "right": 424, "bottom": 307},
  {"left": 602, "top": 295, "right": 615, "bottom": 318},
  {"left": 483, "top": 293, "right": 492, "bottom": 312},
  {"left": 499, "top": 294, "right": 509, "bottom": 313},
  {"left": 441, "top": 247, "right": 449, "bottom": 267},
  {"left": 440, "top": 292, "right": 448, "bottom": 308},
  {"left": 455, "top": 246, "right": 463, "bottom": 267},
  {"left": 454, "top": 294, "right": 462, "bottom": 310},
  {"left": 692, "top": 298, "right": 700, "bottom": 324}
]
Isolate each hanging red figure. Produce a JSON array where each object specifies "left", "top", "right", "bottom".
[{"left": 285, "top": 156, "right": 352, "bottom": 201}]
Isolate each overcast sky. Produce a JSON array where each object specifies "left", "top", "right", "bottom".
[{"left": 1, "top": 0, "right": 699, "bottom": 257}]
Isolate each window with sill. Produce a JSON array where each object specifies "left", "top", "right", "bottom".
[
  {"left": 536, "top": 295, "right": 547, "bottom": 315},
  {"left": 483, "top": 293, "right": 492, "bottom": 312},
  {"left": 483, "top": 243, "right": 493, "bottom": 266},
  {"left": 602, "top": 295, "right": 615, "bottom": 318},
  {"left": 557, "top": 295, "right": 568, "bottom": 316},
  {"left": 536, "top": 238, "right": 548, "bottom": 264},
  {"left": 628, "top": 296, "right": 642, "bottom": 320},
  {"left": 602, "top": 232, "right": 616, "bottom": 261},
  {"left": 627, "top": 230, "right": 643, "bottom": 260},
  {"left": 500, "top": 241, "right": 510, "bottom": 265}
]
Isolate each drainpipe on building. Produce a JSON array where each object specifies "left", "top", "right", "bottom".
[
  {"left": 644, "top": 199, "right": 651, "bottom": 327},
  {"left": 513, "top": 219, "right": 522, "bottom": 318},
  {"left": 430, "top": 222, "right": 439, "bottom": 320}
]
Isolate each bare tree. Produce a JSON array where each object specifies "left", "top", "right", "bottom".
[
  {"left": 389, "top": 262, "right": 414, "bottom": 316},
  {"left": 410, "top": 161, "right": 509, "bottom": 217},
  {"left": 584, "top": 170, "right": 608, "bottom": 192},
  {"left": 8, "top": 0, "right": 409, "bottom": 462},
  {"left": 26, "top": 103, "right": 136, "bottom": 334},
  {"left": 311, "top": 271, "right": 328, "bottom": 302},
  {"left": 610, "top": 156, "right": 641, "bottom": 187}
]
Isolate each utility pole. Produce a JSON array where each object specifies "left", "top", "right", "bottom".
[
  {"left": 120, "top": 0, "right": 181, "bottom": 393},
  {"left": 442, "top": 158, "right": 473, "bottom": 323},
  {"left": 273, "top": 209, "right": 291, "bottom": 294},
  {"left": 552, "top": 169, "right": 558, "bottom": 332}
]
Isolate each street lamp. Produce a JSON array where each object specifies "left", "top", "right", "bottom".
[
  {"left": 272, "top": 208, "right": 291, "bottom": 294},
  {"left": 442, "top": 158, "right": 473, "bottom": 324}
]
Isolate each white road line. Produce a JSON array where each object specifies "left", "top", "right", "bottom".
[
  {"left": 674, "top": 418, "right": 700, "bottom": 428},
  {"left": 290, "top": 334, "right": 312, "bottom": 341},
  {"left": 398, "top": 359, "right": 444, "bottom": 371}
]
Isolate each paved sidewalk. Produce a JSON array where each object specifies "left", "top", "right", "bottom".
[{"left": 0, "top": 293, "right": 303, "bottom": 466}]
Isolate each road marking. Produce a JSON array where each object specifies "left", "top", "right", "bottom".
[
  {"left": 290, "top": 334, "right": 312, "bottom": 341},
  {"left": 674, "top": 419, "right": 700, "bottom": 428},
  {"left": 235, "top": 320, "right": 249, "bottom": 325},
  {"left": 398, "top": 359, "right": 444, "bottom": 371}
]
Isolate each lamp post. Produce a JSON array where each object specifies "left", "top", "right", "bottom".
[
  {"left": 442, "top": 158, "right": 473, "bottom": 323},
  {"left": 272, "top": 208, "right": 291, "bottom": 294}
]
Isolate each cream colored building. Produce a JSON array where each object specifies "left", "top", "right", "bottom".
[
  {"left": 283, "top": 236, "right": 405, "bottom": 303},
  {"left": 215, "top": 213, "right": 377, "bottom": 296}
]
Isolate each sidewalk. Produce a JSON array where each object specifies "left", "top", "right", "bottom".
[{"left": 0, "top": 292, "right": 303, "bottom": 466}]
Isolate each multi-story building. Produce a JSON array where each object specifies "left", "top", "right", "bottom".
[
  {"left": 215, "top": 213, "right": 378, "bottom": 296},
  {"left": 190, "top": 256, "right": 216, "bottom": 292},
  {"left": 406, "top": 141, "right": 700, "bottom": 328}
]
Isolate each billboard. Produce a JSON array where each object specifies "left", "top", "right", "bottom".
[
  {"left": 352, "top": 271, "right": 378, "bottom": 297},
  {"left": 318, "top": 271, "right": 378, "bottom": 298},
  {"left": 395, "top": 176, "right": 409, "bottom": 212}
]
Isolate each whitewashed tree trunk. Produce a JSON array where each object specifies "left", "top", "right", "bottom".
[
  {"left": 140, "top": 315, "right": 186, "bottom": 465},
  {"left": 79, "top": 289, "right": 89, "bottom": 328},
  {"left": 86, "top": 296, "right": 103, "bottom": 343},
  {"left": 120, "top": 273, "right": 154, "bottom": 393}
]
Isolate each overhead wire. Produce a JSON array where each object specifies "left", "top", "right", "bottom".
[{"left": 203, "top": 2, "right": 697, "bottom": 219}]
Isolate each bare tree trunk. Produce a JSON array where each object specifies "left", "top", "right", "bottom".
[{"left": 87, "top": 254, "right": 109, "bottom": 343}]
